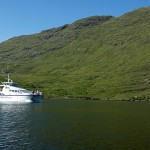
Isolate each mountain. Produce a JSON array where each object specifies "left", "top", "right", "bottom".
[{"left": 0, "top": 7, "right": 150, "bottom": 100}]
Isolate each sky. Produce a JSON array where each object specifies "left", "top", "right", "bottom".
[{"left": 0, "top": 0, "right": 150, "bottom": 42}]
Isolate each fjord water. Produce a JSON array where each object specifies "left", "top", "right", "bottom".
[{"left": 0, "top": 100, "right": 150, "bottom": 150}]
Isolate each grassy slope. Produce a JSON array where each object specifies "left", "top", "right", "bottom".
[{"left": 0, "top": 7, "right": 150, "bottom": 99}]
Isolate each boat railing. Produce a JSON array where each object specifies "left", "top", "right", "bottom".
[{"left": 32, "top": 90, "right": 42, "bottom": 95}]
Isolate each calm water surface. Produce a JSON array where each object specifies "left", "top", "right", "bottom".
[{"left": 0, "top": 100, "right": 150, "bottom": 150}]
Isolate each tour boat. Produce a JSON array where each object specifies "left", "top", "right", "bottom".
[{"left": 0, "top": 74, "right": 42, "bottom": 103}]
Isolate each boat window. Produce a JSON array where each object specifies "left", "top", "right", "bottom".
[{"left": 0, "top": 86, "right": 4, "bottom": 91}]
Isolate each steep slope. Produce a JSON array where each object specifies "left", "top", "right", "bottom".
[
  {"left": 0, "top": 16, "right": 113, "bottom": 63},
  {"left": 0, "top": 7, "right": 150, "bottom": 99}
]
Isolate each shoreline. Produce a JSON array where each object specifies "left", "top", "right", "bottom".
[{"left": 44, "top": 97, "right": 150, "bottom": 102}]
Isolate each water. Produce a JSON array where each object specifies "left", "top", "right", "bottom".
[{"left": 0, "top": 100, "right": 150, "bottom": 150}]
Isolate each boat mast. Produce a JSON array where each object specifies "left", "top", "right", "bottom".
[
  {"left": 8, "top": 74, "right": 10, "bottom": 82},
  {"left": 6, "top": 65, "right": 10, "bottom": 83}
]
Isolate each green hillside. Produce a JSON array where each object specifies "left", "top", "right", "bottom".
[{"left": 0, "top": 7, "right": 150, "bottom": 100}]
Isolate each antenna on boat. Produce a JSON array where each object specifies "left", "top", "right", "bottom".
[
  {"left": 6, "top": 66, "right": 11, "bottom": 83},
  {"left": 8, "top": 74, "right": 10, "bottom": 82}
]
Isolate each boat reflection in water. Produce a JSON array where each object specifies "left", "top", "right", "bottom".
[{"left": 0, "top": 102, "right": 33, "bottom": 149}]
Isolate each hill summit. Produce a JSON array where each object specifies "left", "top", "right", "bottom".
[{"left": 0, "top": 7, "right": 150, "bottom": 99}]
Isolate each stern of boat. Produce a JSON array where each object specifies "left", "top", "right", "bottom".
[{"left": 31, "top": 94, "right": 42, "bottom": 103}]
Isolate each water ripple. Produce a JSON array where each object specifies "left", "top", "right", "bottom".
[{"left": 0, "top": 103, "right": 32, "bottom": 149}]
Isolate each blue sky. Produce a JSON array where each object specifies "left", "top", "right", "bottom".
[{"left": 0, "top": 0, "right": 150, "bottom": 42}]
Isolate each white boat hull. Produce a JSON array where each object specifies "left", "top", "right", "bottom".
[{"left": 0, "top": 95, "right": 42, "bottom": 103}]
